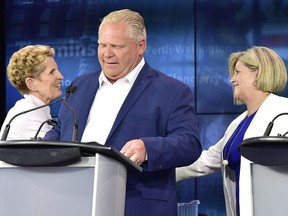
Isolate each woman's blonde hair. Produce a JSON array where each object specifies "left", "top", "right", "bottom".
[
  {"left": 7, "top": 45, "right": 55, "bottom": 95},
  {"left": 228, "top": 46, "right": 287, "bottom": 93}
]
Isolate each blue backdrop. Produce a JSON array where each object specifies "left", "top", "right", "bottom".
[{"left": 4, "top": 0, "right": 288, "bottom": 215}]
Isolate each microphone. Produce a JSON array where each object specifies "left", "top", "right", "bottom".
[
  {"left": 64, "top": 85, "right": 77, "bottom": 101},
  {"left": 263, "top": 112, "right": 288, "bottom": 136},
  {"left": 1, "top": 84, "right": 76, "bottom": 141},
  {"left": 33, "top": 119, "right": 59, "bottom": 140},
  {"left": 62, "top": 85, "right": 79, "bottom": 141}
]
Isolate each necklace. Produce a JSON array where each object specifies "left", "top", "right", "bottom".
[{"left": 223, "top": 117, "right": 248, "bottom": 167}]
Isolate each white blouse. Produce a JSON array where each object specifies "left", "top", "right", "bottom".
[{"left": 0, "top": 94, "right": 52, "bottom": 140}]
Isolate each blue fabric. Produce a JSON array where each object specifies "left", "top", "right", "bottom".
[
  {"left": 44, "top": 63, "right": 202, "bottom": 216},
  {"left": 223, "top": 111, "right": 257, "bottom": 215}
]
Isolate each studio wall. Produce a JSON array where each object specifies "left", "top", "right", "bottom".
[{"left": 3, "top": 0, "right": 288, "bottom": 215}]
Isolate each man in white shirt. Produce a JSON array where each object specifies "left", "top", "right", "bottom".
[{"left": 44, "top": 9, "right": 201, "bottom": 216}]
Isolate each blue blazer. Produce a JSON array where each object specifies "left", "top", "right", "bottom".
[{"left": 45, "top": 63, "right": 201, "bottom": 216}]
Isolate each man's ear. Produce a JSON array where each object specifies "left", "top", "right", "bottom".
[{"left": 138, "top": 39, "right": 146, "bottom": 55}]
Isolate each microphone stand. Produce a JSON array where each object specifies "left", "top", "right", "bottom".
[
  {"left": 62, "top": 100, "right": 79, "bottom": 142},
  {"left": 33, "top": 119, "right": 59, "bottom": 140},
  {"left": 263, "top": 112, "right": 288, "bottom": 136}
]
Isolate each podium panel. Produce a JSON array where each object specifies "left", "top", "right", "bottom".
[
  {"left": 251, "top": 164, "right": 288, "bottom": 216},
  {"left": 0, "top": 155, "right": 127, "bottom": 216},
  {"left": 239, "top": 137, "right": 288, "bottom": 216},
  {"left": 93, "top": 153, "right": 127, "bottom": 215},
  {"left": 0, "top": 157, "right": 95, "bottom": 216},
  {"left": 0, "top": 140, "right": 141, "bottom": 216}
]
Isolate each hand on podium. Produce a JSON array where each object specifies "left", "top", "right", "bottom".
[{"left": 120, "top": 139, "right": 146, "bottom": 166}]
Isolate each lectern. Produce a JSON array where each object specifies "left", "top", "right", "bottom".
[
  {"left": 0, "top": 140, "right": 142, "bottom": 216},
  {"left": 239, "top": 136, "right": 288, "bottom": 216}
]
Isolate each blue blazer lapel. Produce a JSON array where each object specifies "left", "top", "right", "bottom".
[
  {"left": 106, "top": 64, "right": 152, "bottom": 141},
  {"left": 76, "top": 72, "right": 100, "bottom": 139}
]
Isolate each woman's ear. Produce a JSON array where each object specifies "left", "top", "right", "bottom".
[
  {"left": 253, "top": 70, "right": 259, "bottom": 87},
  {"left": 255, "top": 69, "right": 259, "bottom": 78},
  {"left": 25, "top": 78, "right": 37, "bottom": 92}
]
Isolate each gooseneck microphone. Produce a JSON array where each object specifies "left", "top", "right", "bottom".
[
  {"left": 263, "top": 112, "right": 288, "bottom": 136},
  {"left": 33, "top": 119, "right": 59, "bottom": 140},
  {"left": 62, "top": 85, "right": 79, "bottom": 142},
  {"left": 64, "top": 85, "right": 77, "bottom": 101},
  {"left": 1, "top": 84, "right": 76, "bottom": 141}
]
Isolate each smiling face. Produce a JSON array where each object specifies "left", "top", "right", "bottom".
[
  {"left": 97, "top": 22, "right": 146, "bottom": 83},
  {"left": 26, "top": 57, "right": 64, "bottom": 103},
  {"left": 230, "top": 60, "right": 258, "bottom": 103}
]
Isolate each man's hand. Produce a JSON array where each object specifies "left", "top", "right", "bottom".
[{"left": 120, "top": 139, "right": 146, "bottom": 165}]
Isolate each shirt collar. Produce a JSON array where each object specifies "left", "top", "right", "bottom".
[
  {"left": 24, "top": 94, "right": 47, "bottom": 106},
  {"left": 98, "top": 58, "right": 145, "bottom": 87}
]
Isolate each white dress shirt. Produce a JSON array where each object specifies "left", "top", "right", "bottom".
[
  {"left": 0, "top": 94, "right": 52, "bottom": 140},
  {"left": 81, "top": 59, "right": 145, "bottom": 144}
]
